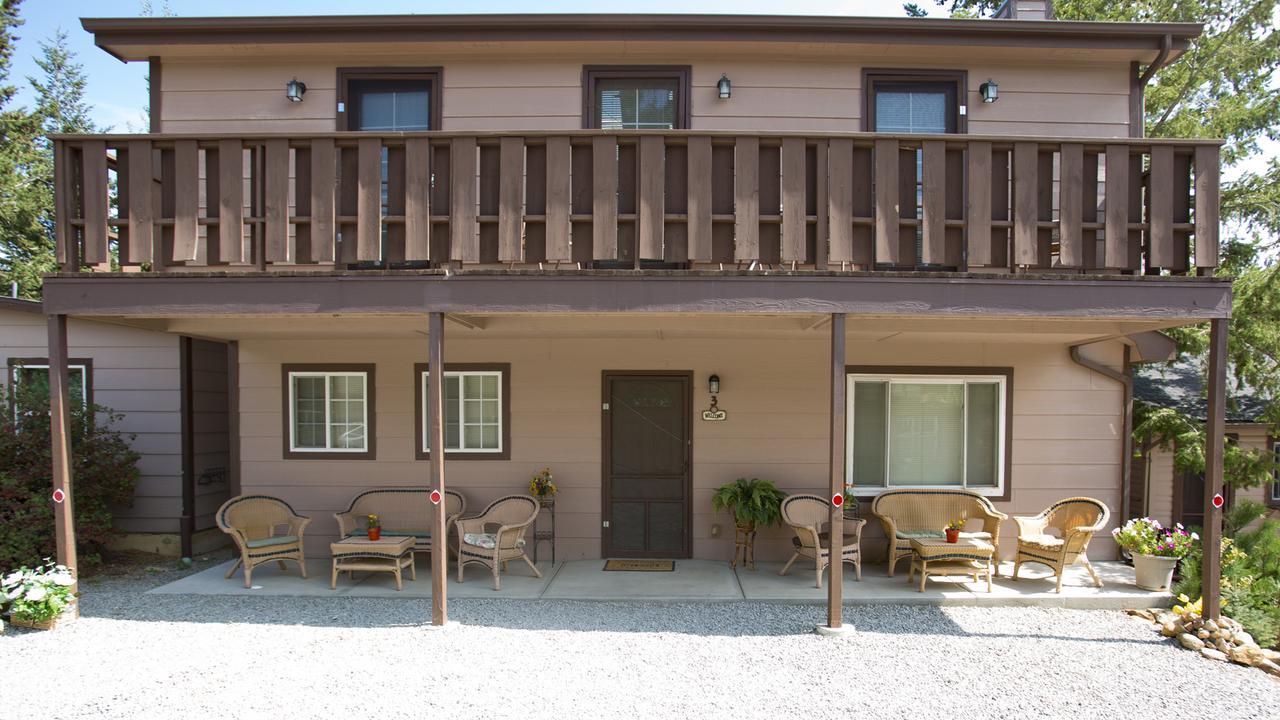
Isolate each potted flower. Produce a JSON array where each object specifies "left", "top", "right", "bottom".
[
  {"left": 711, "top": 477, "right": 787, "bottom": 534},
  {"left": 366, "top": 513, "right": 382, "bottom": 541},
  {"left": 1112, "top": 517, "right": 1198, "bottom": 591},
  {"left": 529, "top": 467, "right": 557, "bottom": 507},
  {"left": 841, "top": 489, "right": 860, "bottom": 520},
  {"left": 944, "top": 516, "right": 966, "bottom": 543},
  {"left": 2, "top": 560, "right": 76, "bottom": 630}
]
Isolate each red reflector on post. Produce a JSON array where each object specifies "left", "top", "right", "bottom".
[
  {"left": 832, "top": 493, "right": 843, "bottom": 507},
  {"left": 1212, "top": 493, "right": 1224, "bottom": 509},
  {"left": 430, "top": 489, "right": 442, "bottom": 505},
  {"left": 52, "top": 489, "right": 66, "bottom": 504}
]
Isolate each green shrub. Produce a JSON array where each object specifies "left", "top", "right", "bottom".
[
  {"left": 1175, "top": 520, "right": 1280, "bottom": 649},
  {"left": 0, "top": 379, "right": 140, "bottom": 569}
]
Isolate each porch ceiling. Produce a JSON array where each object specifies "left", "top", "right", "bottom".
[{"left": 101, "top": 312, "right": 1187, "bottom": 346}]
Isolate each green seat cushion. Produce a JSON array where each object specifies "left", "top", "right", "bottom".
[
  {"left": 349, "top": 529, "right": 431, "bottom": 539},
  {"left": 895, "top": 530, "right": 992, "bottom": 541},
  {"left": 245, "top": 535, "right": 298, "bottom": 549},
  {"left": 896, "top": 530, "right": 943, "bottom": 540}
]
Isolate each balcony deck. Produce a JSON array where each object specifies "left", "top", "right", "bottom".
[{"left": 52, "top": 129, "right": 1221, "bottom": 279}]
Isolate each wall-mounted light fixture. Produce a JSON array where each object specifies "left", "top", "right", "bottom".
[
  {"left": 979, "top": 79, "right": 999, "bottom": 104},
  {"left": 717, "top": 74, "right": 732, "bottom": 100},
  {"left": 286, "top": 78, "right": 307, "bottom": 103},
  {"left": 703, "top": 374, "right": 726, "bottom": 421}
]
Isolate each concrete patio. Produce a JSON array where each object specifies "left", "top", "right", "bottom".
[{"left": 149, "top": 557, "right": 1171, "bottom": 609}]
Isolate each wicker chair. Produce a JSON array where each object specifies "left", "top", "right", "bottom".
[
  {"left": 870, "top": 488, "right": 1008, "bottom": 577},
  {"left": 333, "top": 488, "right": 466, "bottom": 555},
  {"left": 1012, "top": 497, "right": 1110, "bottom": 592},
  {"left": 216, "top": 495, "right": 311, "bottom": 588},
  {"left": 455, "top": 495, "right": 542, "bottom": 590},
  {"left": 778, "top": 494, "right": 866, "bottom": 587}
]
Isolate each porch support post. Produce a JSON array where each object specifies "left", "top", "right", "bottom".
[
  {"left": 47, "top": 314, "right": 78, "bottom": 593},
  {"left": 1201, "top": 316, "right": 1227, "bottom": 620},
  {"left": 428, "top": 311, "right": 447, "bottom": 626},
  {"left": 824, "top": 313, "right": 847, "bottom": 631}
]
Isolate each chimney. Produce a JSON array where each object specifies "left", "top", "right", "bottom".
[{"left": 993, "top": 1, "right": 1054, "bottom": 19}]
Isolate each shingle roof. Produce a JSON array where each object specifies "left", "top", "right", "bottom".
[{"left": 1134, "top": 358, "right": 1272, "bottom": 423}]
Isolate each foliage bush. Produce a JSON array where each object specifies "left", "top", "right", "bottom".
[
  {"left": 1175, "top": 504, "right": 1280, "bottom": 650},
  {"left": 711, "top": 478, "right": 787, "bottom": 529},
  {"left": 0, "top": 379, "right": 140, "bottom": 570}
]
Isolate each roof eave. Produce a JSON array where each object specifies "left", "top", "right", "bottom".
[{"left": 80, "top": 14, "right": 1203, "bottom": 62}]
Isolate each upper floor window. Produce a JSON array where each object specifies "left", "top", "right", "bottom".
[
  {"left": 584, "top": 66, "right": 690, "bottom": 130},
  {"left": 284, "top": 365, "right": 375, "bottom": 459},
  {"left": 864, "top": 70, "right": 965, "bottom": 134},
  {"left": 846, "top": 369, "right": 1009, "bottom": 496},
  {"left": 338, "top": 68, "right": 442, "bottom": 131}
]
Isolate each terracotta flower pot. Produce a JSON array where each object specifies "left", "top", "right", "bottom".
[
  {"left": 945, "top": 528, "right": 960, "bottom": 543},
  {"left": 368, "top": 527, "right": 381, "bottom": 541}
]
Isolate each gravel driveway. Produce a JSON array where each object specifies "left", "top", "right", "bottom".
[{"left": 3, "top": 557, "right": 1277, "bottom": 720}]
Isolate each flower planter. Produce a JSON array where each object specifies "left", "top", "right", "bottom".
[
  {"left": 8, "top": 603, "right": 75, "bottom": 631},
  {"left": 944, "top": 528, "right": 960, "bottom": 543},
  {"left": 367, "top": 527, "right": 381, "bottom": 541},
  {"left": 1132, "top": 553, "right": 1179, "bottom": 591}
]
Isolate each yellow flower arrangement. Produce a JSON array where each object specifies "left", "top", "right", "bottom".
[{"left": 529, "top": 467, "right": 557, "bottom": 497}]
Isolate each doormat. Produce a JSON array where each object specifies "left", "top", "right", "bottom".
[{"left": 603, "top": 559, "right": 675, "bottom": 572}]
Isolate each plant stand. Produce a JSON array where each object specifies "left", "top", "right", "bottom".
[
  {"left": 533, "top": 496, "right": 556, "bottom": 565},
  {"left": 732, "top": 524, "right": 757, "bottom": 570}
]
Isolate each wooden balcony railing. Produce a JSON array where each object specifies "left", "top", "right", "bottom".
[{"left": 51, "top": 131, "right": 1221, "bottom": 275}]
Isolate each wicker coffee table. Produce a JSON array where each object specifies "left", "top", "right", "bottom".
[
  {"left": 330, "top": 535, "right": 416, "bottom": 591},
  {"left": 908, "top": 537, "right": 995, "bottom": 593}
]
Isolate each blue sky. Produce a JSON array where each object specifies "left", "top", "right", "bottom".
[{"left": 8, "top": 1, "right": 916, "bottom": 130}]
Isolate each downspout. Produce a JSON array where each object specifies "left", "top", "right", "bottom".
[
  {"left": 1070, "top": 343, "right": 1134, "bottom": 526},
  {"left": 180, "top": 336, "right": 195, "bottom": 564},
  {"left": 1139, "top": 34, "right": 1174, "bottom": 87}
]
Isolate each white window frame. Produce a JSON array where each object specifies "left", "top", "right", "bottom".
[
  {"left": 420, "top": 370, "right": 504, "bottom": 454},
  {"left": 10, "top": 363, "right": 90, "bottom": 417},
  {"left": 287, "top": 371, "right": 369, "bottom": 453},
  {"left": 845, "top": 373, "right": 1007, "bottom": 496}
]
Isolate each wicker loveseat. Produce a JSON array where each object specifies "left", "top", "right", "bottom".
[
  {"left": 334, "top": 488, "right": 466, "bottom": 554},
  {"left": 870, "top": 488, "right": 1008, "bottom": 577}
]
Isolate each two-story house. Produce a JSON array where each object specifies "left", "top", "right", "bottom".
[{"left": 41, "top": 3, "right": 1233, "bottom": 623}]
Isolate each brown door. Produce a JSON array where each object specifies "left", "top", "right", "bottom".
[{"left": 602, "top": 372, "right": 692, "bottom": 558}]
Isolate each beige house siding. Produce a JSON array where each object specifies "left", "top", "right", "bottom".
[
  {"left": 0, "top": 308, "right": 183, "bottom": 534},
  {"left": 236, "top": 328, "right": 1126, "bottom": 561},
  {"left": 158, "top": 50, "right": 1131, "bottom": 137},
  {"left": 1146, "top": 424, "right": 1279, "bottom": 529}
]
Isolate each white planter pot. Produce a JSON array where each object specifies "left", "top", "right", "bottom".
[{"left": 1131, "top": 553, "right": 1179, "bottom": 591}]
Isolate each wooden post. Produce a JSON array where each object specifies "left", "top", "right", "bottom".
[
  {"left": 1201, "top": 316, "right": 1227, "bottom": 620},
  {"left": 428, "top": 312, "right": 447, "bottom": 626},
  {"left": 47, "top": 314, "right": 78, "bottom": 592},
  {"left": 826, "top": 313, "right": 847, "bottom": 629}
]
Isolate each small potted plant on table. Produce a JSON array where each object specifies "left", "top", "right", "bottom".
[
  {"left": 944, "top": 516, "right": 966, "bottom": 543},
  {"left": 366, "top": 513, "right": 382, "bottom": 541},
  {"left": 1112, "top": 517, "right": 1197, "bottom": 591},
  {"left": 530, "top": 467, "right": 557, "bottom": 507},
  {"left": 842, "top": 489, "right": 860, "bottom": 520},
  {"left": 1, "top": 560, "right": 76, "bottom": 630}
]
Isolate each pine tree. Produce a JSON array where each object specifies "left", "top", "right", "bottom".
[{"left": 0, "top": 0, "right": 48, "bottom": 300}]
